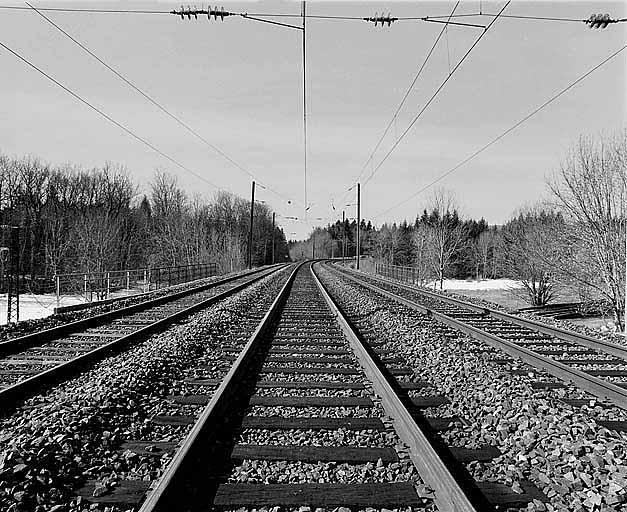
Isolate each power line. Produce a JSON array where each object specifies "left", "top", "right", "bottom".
[
  {"left": 25, "top": 2, "right": 297, "bottom": 207},
  {"left": 422, "top": 13, "right": 587, "bottom": 23},
  {"left": 362, "top": 1, "right": 511, "bottom": 188},
  {"left": 2, "top": 5, "right": 625, "bottom": 24},
  {"left": 0, "top": 39, "right": 221, "bottom": 191},
  {"left": 345, "top": 1, "right": 461, "bottom": 198},
  {"left": 373, "top": 43, "right": 627, "bottom": 219},
  {"left": 0, "top": 5, "right": 168, "bottom": 13}
]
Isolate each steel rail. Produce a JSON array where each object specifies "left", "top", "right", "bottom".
[
  {"left": 327, "top": 265, "right": 627, "bottom": 411},
  {"left": 0, "top": 264, "right": 282, "bottom": 357},
  {"left": 0, "top": 265, "right": 289, "bottom": 410},
  {"left": 138, "top": 262, "right": 304, "bottom": 512},
  {"left": 347, "top": 267, "right": 627, "bottom": 363},
  {"left": 310, "top": 263, "right": 486, "bottom": 512}
]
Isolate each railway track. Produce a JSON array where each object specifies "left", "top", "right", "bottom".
[
  {"left": 328, "top": 263, "right": 627, "bottom": 420},
  {"left": 0, "top": 264, "right": 284, "bottom": 409},
  {"left": 85, "top": 261, "right": 527, "bottom": 512}
]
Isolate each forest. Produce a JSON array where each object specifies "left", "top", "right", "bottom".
[
  {"left": 291, "top": 132, "right": 627, "bottom": 330},
  {"left": 0, "top": 154, "right": 289, "bottom": 291}
]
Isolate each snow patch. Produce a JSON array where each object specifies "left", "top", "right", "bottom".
[{"left": 433, "top": 278, "right": 522, "bottom": 291}]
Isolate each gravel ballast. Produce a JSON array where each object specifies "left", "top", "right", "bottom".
[
  {"left": 320, "top": 265, "right": 627, "bottom": 512},
  {"left": 0, "top": 267, "right": 292, "bottom": 512}
]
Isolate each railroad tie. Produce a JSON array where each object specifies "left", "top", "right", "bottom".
[
  {"left": 230, "top": 444, "right": 398, "bottom": 463},
  {"left": 239, "top": 416, "right": 386, "bottom": 431},
  {"left": 213, "top": 482, "right": 422, "bottom": 507}
]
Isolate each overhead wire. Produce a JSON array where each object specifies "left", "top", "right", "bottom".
[
  {"left": 354, "top": 2, "right": 460, "bottom": 189},
  {"left": 0, "top": 39, "right": 222, "bottom": 191},
  {"left": 372, "top": 43, "right": 627, "bottom": 219},
  {"left": 0, "top": 5, "right": 169, "bottom": 13},
  {"left": 362, "top": 1, "right": 512, "bottom": 188},
  {"left": 26, "top": 2, "right": 297, "bottom": 207},
  {"left": 336, "top": 1, "right": 461, "bottom": 210},
  {"left": 1, "top": 5, "right": 608, "bottom": 24}
]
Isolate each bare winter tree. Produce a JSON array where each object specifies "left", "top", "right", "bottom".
[
  {"left": 474, "top": 229, "right": 501, "bottom": 280},
  {"left": 411, "top": 224, "right": 436, "bottom": 285},
  {"left": 549, "top": 132, "right": 627, "bottom": 330},
  {"left": 502, "top": 207, "right": 564, "bottom": 306},
  {"left": 423, "top": 189, "right": 467, "bottom": 290}
]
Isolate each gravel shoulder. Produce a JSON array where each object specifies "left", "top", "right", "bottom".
[
  {"left": 0, "top": 267, "right": 291, "bottom": 512},
  {"left": 321, "top": 265, "right": 627, "bottom": 512}
]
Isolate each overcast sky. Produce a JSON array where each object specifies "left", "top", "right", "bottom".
[{"left": 1, "top": 0, "right": 625, "bottom": 239}]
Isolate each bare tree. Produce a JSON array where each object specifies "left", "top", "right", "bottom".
[
  {"left": 423, "top": 189, "right": 467, "bottom": 290},
  {"left": 549, "top": 132, "right": 627, "bottom": 330},
  {"left": 502, "top": 208, "right": 564, "bottom": 306},
  {"left": 474, "top": 229, "right": 500, "bottom": 280},
  {"left": 411, "top": 224, "right": 436, "bottom": 285}
]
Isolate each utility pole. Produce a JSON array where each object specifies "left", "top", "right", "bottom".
[
  {"left": 342, "top": 210, "right": 346, "bottom": 263},
  {"left": 312, "top": 231, "right": 315, "bottom": 259},
  {"left": 302, "top": 0, "right": 307, "bottom": 217},
  {"left": 356, "top": 183, "right": 361, "bottom": 270},
  {"left": 1, "top": 225, "right": 19, "bottom": 324},
  {"left": 248, "top": 181, "right": 255, "bottom": 269},
  {"left": 271, "top": 212, "right": 276, "bottom": 265},
  {"left": 624, "top": 219, "right": 626, "bottom": 333}
]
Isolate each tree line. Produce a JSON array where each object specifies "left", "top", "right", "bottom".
[
  {"left": 0, "top": 154, "right": 289, "bottom": 291},
  {"left": 295, "top": 132, "right": 627, "bottom": 330}
]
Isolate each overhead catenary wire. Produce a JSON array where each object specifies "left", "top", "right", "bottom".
[
  {"left": 335, "top": 1, "right": 461, "bottom": 210},
  {"left": 25, "top": 2, "right": 297, "bottom": 207},
  {"left": 372, "top": 43, "right": 627, "bottom": 220},
  {"left": 357, "top": 2, "right": 460, "bottom": 186},
  {"left": 362, "top": 1, "right": 512, "bottom": 188},
  {"left": 2, "top": 5, "right": 623, "bottom": 24},
  {"left": 0, "top": 39, "right": 222, "bottom": 191}
]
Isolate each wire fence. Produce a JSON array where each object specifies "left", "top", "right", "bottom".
[
  {"left": 53, "top": 262, "right": 217, "bottom": 305},
  {"left": 374, "top": 262, "right": 422, "bottom": 284}
]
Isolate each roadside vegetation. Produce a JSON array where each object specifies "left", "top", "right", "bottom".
[
  {"left": 0, "top": 156, "right": 289, "bottom": 287},
  {"left": 293, "top": 130, "right": 626, "bottom": 330}
]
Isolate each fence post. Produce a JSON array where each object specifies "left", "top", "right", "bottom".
[
  {"left": 83, "top": 273, "right": 87, "bottom": 298},
  {"left": 55, "top": 275, "right": 60, "bottom": 308},
  {"left": 126, "top": 271, "right": 130, "bottom": 290},
  {"left": 168, "top": 267, "right": 171, "bottom": 287},
  {"left": 106, "top": 272, "right": 110, "bottom": 298}
]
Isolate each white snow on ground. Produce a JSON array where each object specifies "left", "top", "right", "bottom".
[
  {"left": 430, "top": 278, "right": 522, "bottom": 291},
  {"left": 0, "top": 293, "right": 87, "bottom": 325}
]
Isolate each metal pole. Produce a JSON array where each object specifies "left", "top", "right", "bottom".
[
  {"left": 312, "top": 231, "right": 315, "bottom": 259},
  {"left": 302, "top": 1, "right": 307, "bottom": 214},
  {"left": 342, "top": 210, "right": 346, "bottom": 263},
  {"left": 271, "top": 212, "right": 276, "bottom": 265},
  {"left": 624, "top": 217, "right": 626, "bottom": 333},
  {"left": 55, "top": 274, "right": 60, "bottom": 309},
  {"left": 248, "top": 181, "right": 255, "bottom": 269},
  {"left": 356, "top": 182, "right": 361, "bottom": 270}
]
